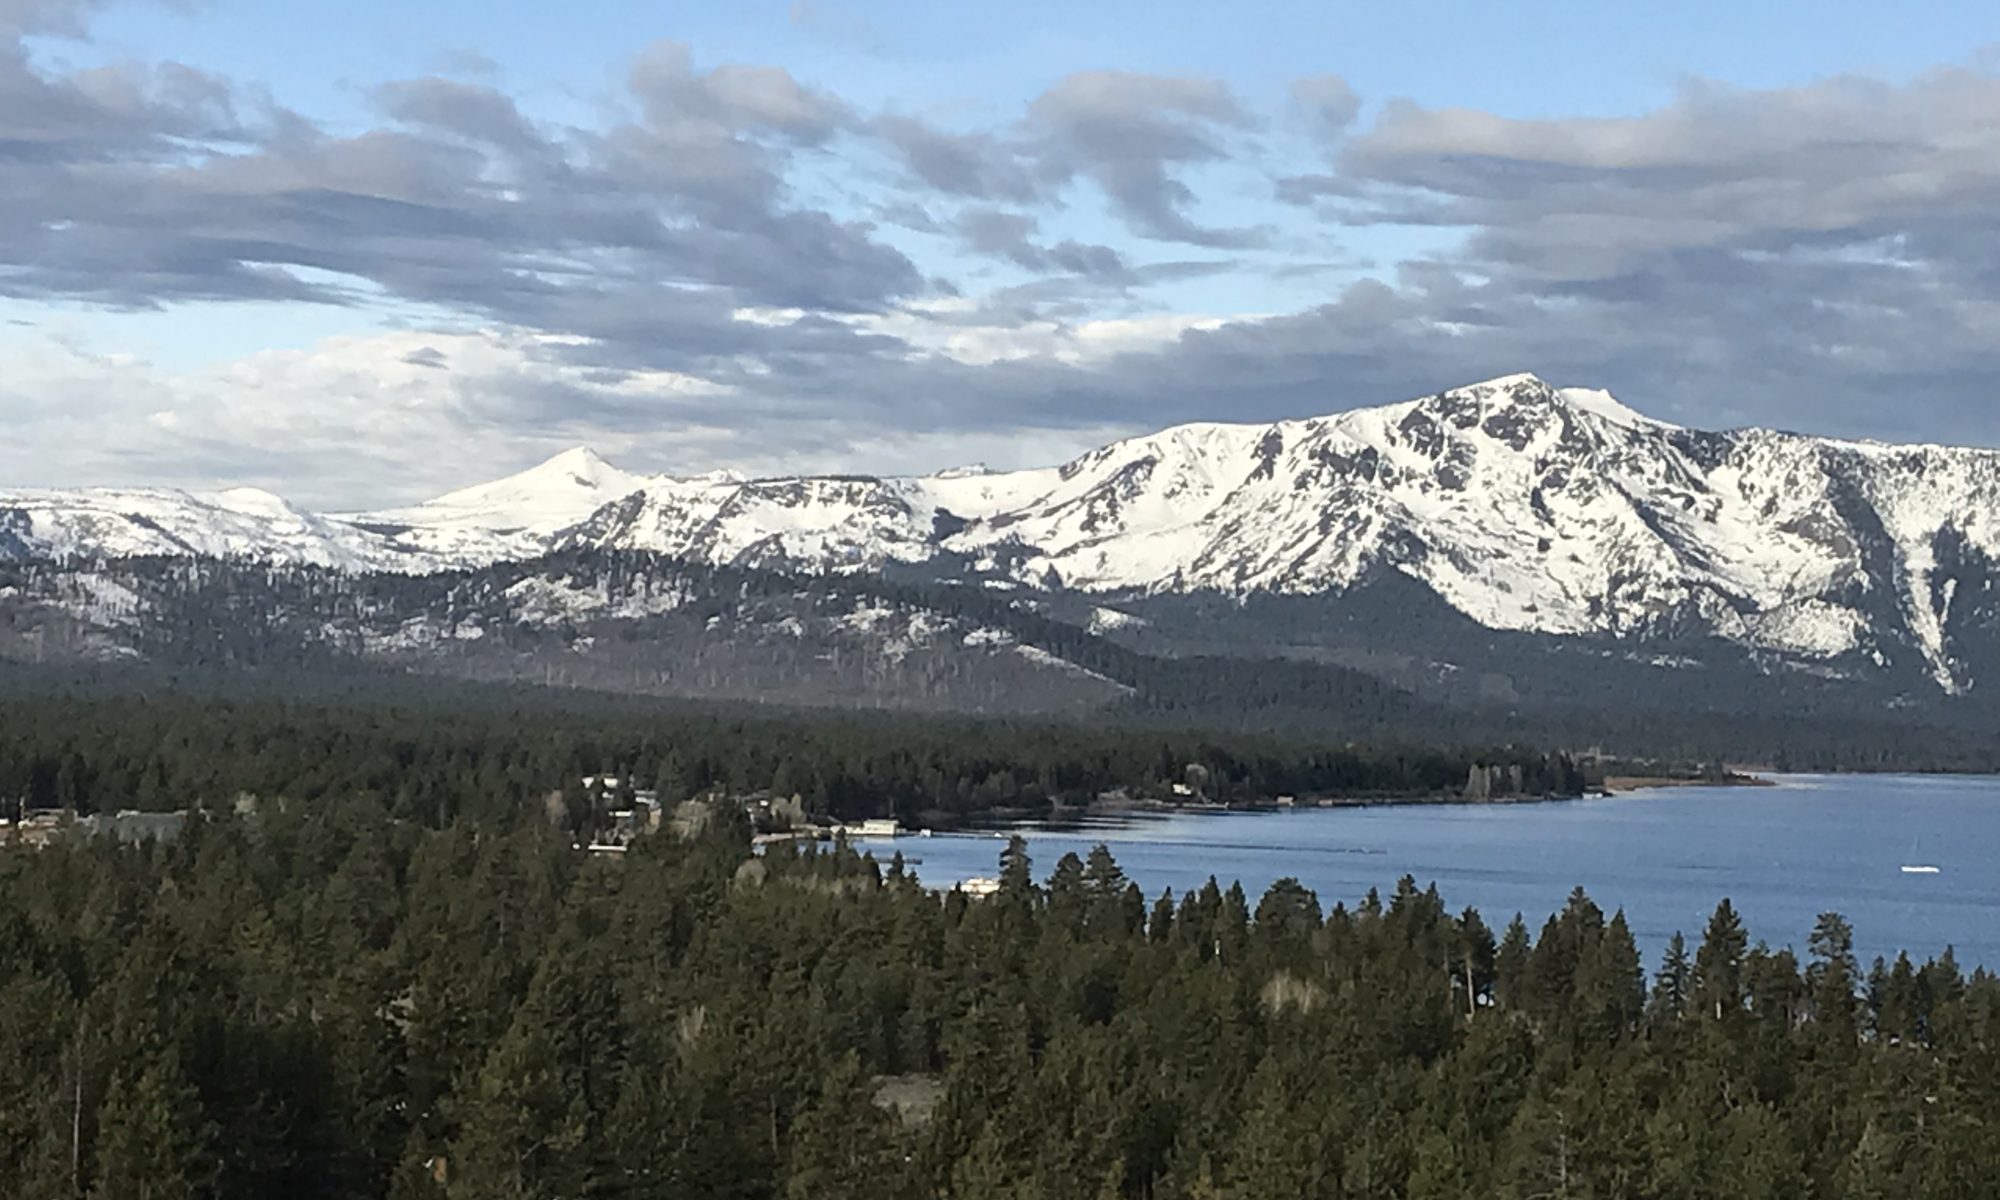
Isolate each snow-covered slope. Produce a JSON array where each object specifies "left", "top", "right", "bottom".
[
  {"left": 341, "top": 446, "right": 658, "bottom": 563},
  {"left": 546, "top": 374, "right": 2000, "bottom": 692},
  {"left": 0, "top": 556, "right": 1136, "bottom": 715},
  {"left": 0, "top": 485, "right": 409, "bottom": 570},
  {"left": 9, "top": 374, "right": 2000, "bottom": 692}
]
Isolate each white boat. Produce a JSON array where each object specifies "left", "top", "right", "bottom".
[{"left": 1900, "top": 833, "right": 1942, "bottom": 875}]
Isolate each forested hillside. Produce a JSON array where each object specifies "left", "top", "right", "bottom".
[
  {"left": 0, "top": 804, "right": 1991, "bottom": 1199},
  {"left": 0, "top": 553, "right": 1434, "bottom": 729},
  {"left": 7, "top": 553, "right": 2000, "bottom": 772}
]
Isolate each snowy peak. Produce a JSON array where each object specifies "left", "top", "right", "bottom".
[
  {"left": 401, "top": 446, "right": 645, "bottom": 520},
  {"left": 7, "top": 374, "right": 2000, "bottom": 696},
  {"left": 1389, "top": 373, "right": 1670, "bottom": 433},
  {"left": 1557, "top": 386, "right": 1665, "bottom": 430},
  {"left": 346, "top": 446, "right": 656, "bottom": 562}
]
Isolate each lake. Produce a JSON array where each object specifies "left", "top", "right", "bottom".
[{"left": 876, "top": 774, "right": 2000, "bottom": 971}]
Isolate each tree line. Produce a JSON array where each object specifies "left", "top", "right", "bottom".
[{"left": 0, "top": 687, "right": 1586, "bottom": 827}]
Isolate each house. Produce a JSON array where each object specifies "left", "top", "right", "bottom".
[
  {"left": 850, "top": 818, "right": 899, "bottom": 839},
  {"left": 5, "top": 811, "right": 68, "bottom": 848}
]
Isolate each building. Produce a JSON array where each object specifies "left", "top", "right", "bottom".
[
  {"left": 3, "top": 811, "right": 68, "bottom": 849},
  {"left": 78, "top": 811, "right": 188, "bottom": 845},
  {"left": 2, "top": 809, "right": 186, "bottom": 849}
]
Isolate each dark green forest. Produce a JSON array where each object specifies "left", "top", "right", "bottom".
[
  {"left": 1, "top": 803, "right": 1993, "bottom": 1199},
  {"left": 0, "top": 687, "right": 1586, "bottom": 827}
]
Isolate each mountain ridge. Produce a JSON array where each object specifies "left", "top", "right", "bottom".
[{"left": 6, "top": 373, "right": 1999, "bottom": 697}]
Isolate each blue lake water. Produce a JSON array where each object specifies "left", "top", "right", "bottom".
[{"left": 877, "top": 775, "right": 2000, "bottom": 971}]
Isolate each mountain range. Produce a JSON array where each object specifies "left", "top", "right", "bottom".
[{"left": 6, "top": 373, "right": 1998, "bottom": 708}]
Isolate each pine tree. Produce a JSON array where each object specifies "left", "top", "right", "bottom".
[
  {"left": 1693, "top": 900, "right": 1749, "bottom": 1022},
  {"left": 783, "top": 1053, "right": 905, "bottom": 1200},
  {"left": 1649, "top": 932, "right": 1692, "bottom": 1024},
  {"left": 91, "top": 1056, "right": 215, "bottom": 1200},
  {"left": 1494, "top": 915, "right": 1532, "bottom": 1011}
]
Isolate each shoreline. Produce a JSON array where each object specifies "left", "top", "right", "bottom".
[
  {"left": 1007, "top": 770, "right": 1777, "bottom": 827},
  {"left": 1600, "top": 772, "right": 1774, "bottom": 793},
  {"left": 911, "top": 769, "right": 1778, "bottom": 833}
]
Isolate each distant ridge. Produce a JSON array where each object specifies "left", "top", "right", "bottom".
[{"left": 6, "top": 373, "right": 2000, "bottom": 694}]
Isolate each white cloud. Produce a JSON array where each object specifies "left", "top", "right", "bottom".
[{"left": 0, "top": 320, "right": 1158, "bottom": 505}]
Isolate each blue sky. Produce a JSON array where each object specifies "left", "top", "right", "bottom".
[
  {"left": 3, "top": 0, "right": 1999, "bottom": 502},
  {"left": 72, "top": 0, "right": 1995, "bottom": 119}
]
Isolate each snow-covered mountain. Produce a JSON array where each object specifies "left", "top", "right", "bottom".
[
  {"left": 340, "top": 446, "right": 657, "bottom": 563},
  {"left": 0, "top": 484, "right": 404, "bottom": 571},
  {"left": 8, "top": 373, "right": 2000, "bottom": 693}
]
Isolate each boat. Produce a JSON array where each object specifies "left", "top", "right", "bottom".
[{"left": 1901, "top": 835, "right": 1941, "bottom": 874}]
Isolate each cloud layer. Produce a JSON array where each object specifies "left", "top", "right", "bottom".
[{"left": 4, "top": 5, "right": 1999, "bottom": 504}]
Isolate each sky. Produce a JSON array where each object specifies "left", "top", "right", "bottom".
[{"left": 4, "top": 0, "right": 1999, "bottom": 507}]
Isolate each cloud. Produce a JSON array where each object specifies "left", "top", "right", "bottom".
[
  {"left": 628, "top": 40, "right": 851, "bottom": 146},
  {"left": 372, "top": 77, "right": 543, "bottom": 150},
  {"left": 1337, "top": 71, "right": 2000, "bottom": 276},
  {"left": 1235, "top": 66, "right": 2000, "bottom": 442},
  {"left": 0, "top": 0, "right": 105, "bottom": 36},
  {"left": 875, "top": 114, "right": 1040, "bottom": 202},
  {"left": 0, "top": 28, "right": 929, "bottom": 337},
  {"left": 4, "top": 8, "right": 2000, "bottom": 502},
  {"left": 876, "top": 71, "right": 1265, "bottom": 248},
  {"left": 0, "top": 322, "right": 1154, "bottom": 504},
  {"left": 1026, "top": 70, "right": 1262, "bottom": 247},
  {"left": 953, "top": 207, "right": 1127, "bottom": 276},
  {"left": 1291, "top": 74, "right": 1360, "bottom": 142}
]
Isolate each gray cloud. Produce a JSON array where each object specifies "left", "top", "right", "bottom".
[
  {"left": 4, "top": 10, "right": 2000, "bottom": 502},
  {"left": 1025, "top": 70, "right": 1262, "bottom": 247},
  {"left": 1291, "top": 74, "right": 1360, "bottom": 142},
  {"left": 373, "top": 77, "right": 543, "bottom": 150},
  {"left": 876, "top": 70, "right": 1265, "bottom": 249},
  {"left": 0, "top": 27, "right": 927, "bottom": 337},
  {"left": 876, "top": 114, "right": 1040, "bottom": 202},
  {"left": 628, "top": 40, "right": 851, "bottom": 146},
  {"left": 1337, "top": 73, "right": 2000, "bottom": 276},
  {"left": 0, "top": 0, "right": 103, "bottom": 36},
  {"left": 953, "top": 206, "right": 1127, "bottom": 276},
  {"left": 1265, "top": 68, "right": 2000, "bottom": 440}
]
